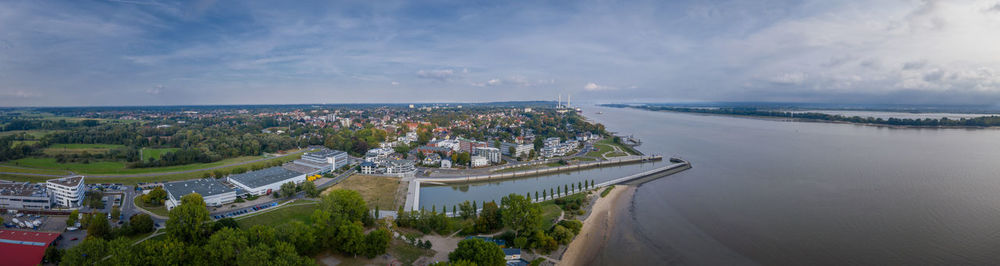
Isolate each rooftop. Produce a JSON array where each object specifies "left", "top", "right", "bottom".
[
  {"left": 0, "top": 230, "right": 61, "bottom": 266},
  {"left": 228, "top": 166, "right": 303, "bottom": 189},
  {"left": 163, "top": 179, "right": 234, "bottom": 200},
  {"left": 46, "top": 176, "right": 83, "bottom": 187},
  {"left": 303, "top": 149, "right": 346, "bottom": 159},
  {"left": 0, "top": 182, "right": 48, "bottom": 198}
]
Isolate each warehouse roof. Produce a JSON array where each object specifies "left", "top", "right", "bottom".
[
  {"left": 163, "top": 179, "right": 234, "bottom": 201},
  {"left": 228, "top": 166, "right": 303, "bottom": 189},
  {"left": 0, "top": 230, "right": 61, "bottom": 266}
]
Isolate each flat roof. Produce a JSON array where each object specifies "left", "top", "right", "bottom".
[
  {"left": 228, "top": 166, "right": 303, "bottom": 189},
  {"left": 0, "top": 230, "right": 60, "bottom": 266},
  {"left": 163, "top": 179, "right": 234, "bottom": 200},
  {"left": 303, "top": 149, "right": 346, "bottom": 159},
  {"left": 0, "top": 183, "right": 48, "bottom": 197},
  {"left": 46, "top": 176, "right": 83, "bottom": 187}
]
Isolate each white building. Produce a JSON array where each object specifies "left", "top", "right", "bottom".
[
  {"left": 294, "top": 149, "right": 349, "bottom": 172},
  {"left": 474, "top": 147, "right": 502, "bottom": 164},
  {"left": 163, "top": 179, "right": 236, "bottom": 210},
  {"left": 228, "top": 167, "right": 307, "bottom": 196},
  {"left": 364, "top": 148, "right": 394, "bottom": 162},
  {"left": 470, "top": 156, "right": 489, "bottom": 167},
  {"left": 500, "top": 142, "right": 533, "bottom": 157},
  {"left": 405, "top": 131, "right": 418, "bottom": 142},
  {"left": 46, "top": 176, "right": 84, "bottom": 208},
  {"left": 440, "top": 159, "right": 452, "bottom": 168},
  {"left": 385, "top": 159, "right": 416, "bottom": 175},
  {"left": 360, "top": 161, "right": 378, "bottom": 174},
  {"left": 0, "top": 181, "right": 52, "bottom": 210}
]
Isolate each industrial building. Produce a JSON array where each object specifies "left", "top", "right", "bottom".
[
  {"left": 46, "top": 175, "right": 84, "bottom": 208},
  {"left": 227, "top": 166, "right": 307, "bottom": 196},
  {"left": 163, "top": 179, "right": 236, "bottom": 210},
  {"left": 0, "top": 182, "right": 52, "bottom": 210},
  {"left": 0, "top": 230, "right": 62, "bottom": 266},
  {"left": 293, "top": 148, "right": 349, "bottom": 172}
]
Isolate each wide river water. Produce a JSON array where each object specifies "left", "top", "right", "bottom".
[{"left": 421, "top": 105, "right": 1000, "bottom": 265}]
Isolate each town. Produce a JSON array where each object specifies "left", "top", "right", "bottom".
[{"left": 0, "top": 101, "right": 682, "bottom": 266}]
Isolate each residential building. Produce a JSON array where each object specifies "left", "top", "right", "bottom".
[
  {"left": 544, "top": 137, "right": 561, "bottom": 147},
  {"left": 470, "top": 156, "right": 489, "bottom": 167},
  {"left": 364, "top": 147, "right": 394, "bottom": 162},
  {"left": 500, "top": 142, "right": 533, "bottom": 157},
  {"left": 416, "top": 145, "right": 453, "bottom": 156},
  {"left": 474, "top": 147, "right": 502, "bottom": 164},
  {"left": 163, "top": 179, "right": 236, "bottom": 210},
  {"left": 422, "top": 153, "right": 442, "bottom": 166},
  {"left": 360, "top": 161, "right": 378, "bottom": 174},
  {"left": 429, "top": 139, "right": 460, "bottom": 151},
  {"left": 405, "top": 131, "right": 418, "bottom": 142},
  {"left": 385, "top": 159, "right": 416, "bottom": 175},
  {"left": 459, "top": 138, "right": 487, "bottom": 153},
  {"left": 0, "top": 182, "right": 52, "bottom": 210},
  {"left": 503, "top": 248, "right": 522, "bottom": 261},
  {"left": 46, "top": 176, "right": 84, "bottom": 208},
  {"left": 228, "top": 166, "right": 307, "bottom": 196}
]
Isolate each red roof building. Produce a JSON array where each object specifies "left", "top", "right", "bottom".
[{"left": 0, "top": 230, "right": 61, "bottom": 266}]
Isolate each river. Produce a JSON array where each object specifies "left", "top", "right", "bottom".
[{"left": 420, "top": 104, "right": 1000, "bottom": 264}]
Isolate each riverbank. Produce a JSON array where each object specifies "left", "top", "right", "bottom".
[{"left": 560, "top": 185, "right": 634, "bottom": 265}]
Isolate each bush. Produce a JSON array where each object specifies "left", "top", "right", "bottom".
[{"left": 600, "top": 186, "right": 615, "bottom": 197}]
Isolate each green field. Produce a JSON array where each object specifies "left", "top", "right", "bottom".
[
  {"left": 539, "top": 203, "right": 563, "bottom": 230},
  {"left": 0, "top": 165, "right": 72, "bottom": 175},
  {"left": 49, "top": 143, "right": 125, "bottom": 149},
  {"left": 134, "top": 196, "right": 169, "bottom": 217},
  {"left": 236, "top": 202, "right": 319, "bottom": 228},
  {"left": 141, "top": 148, "right": 180, "bottom": 161},
  {"left": 0, "top": 130, "right": 64, "bottom": 138},
  {"left": 3, "top": 156, "right": 262, "bottom": 175},
  {"left": 9, "top": 140, "right": 39, "bottom": 147}
]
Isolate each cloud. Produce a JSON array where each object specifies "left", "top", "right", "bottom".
[
  {"left": 391, "top": 81, "right": 400, "bottom": 86},
  {"left": 768, "top": 73, "right": 806, "bottom": 85},
  {"left": 902, "top": 61, "right": 927, "bottom": 70},
  {"left": 416, "top": 69, "right": 456, "bottom": 81},
  {"left": 146, "top": 85, "right": 164, "bottom": 95},
  {"left": 583, "top": 82, "right": 616, "bottom": 91}
]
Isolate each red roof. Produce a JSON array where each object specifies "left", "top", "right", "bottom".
[{"left": 0, "top": 230, "right": 61, "bottom": 266}]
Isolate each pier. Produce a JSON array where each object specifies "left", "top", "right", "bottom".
[
  {"left": 415, "top": 155, "right": 663, "bottom": 184},
  {"left": 403, "top": 157, "right": 690, "bottom": 211}
]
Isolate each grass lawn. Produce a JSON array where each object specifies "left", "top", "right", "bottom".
[
  {"left": 323, "top": 175, "right": 401, "bottom": 210},
  {"left": 0, "top": 173, "right": 58, "bottom": 183},
  {"left": 134, "top": 196, "right": 169, "bottom": 217},
  {"left": 141, "top": 148, "right": 180, "bottom": 161},
  {"left": 586, "top": 143, "right": 614, "bottom": 157},
  {"left": 539, "top": 203, "right": 563, "bottom": 230},
  {"left": 387, "top": 239, "right": 434, "bottom": 265},
  {"left": 3, "top": 156, "right": 262, "bottom": 175},
  {"left": 0, "top": 165, "right": 72, "bottom": 175},
  {"left": 10, "top": 140, "right": 39, "bottom": 147},
  {"left": 236, "top": 202, "right": 319, "bottom": 228}
]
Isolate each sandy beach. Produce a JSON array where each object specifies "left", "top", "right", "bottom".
[{"left": 559, "top": 185, "right": 635, "bottom": 266}]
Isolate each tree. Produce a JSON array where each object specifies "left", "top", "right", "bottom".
[
  {"left": 167, "top": 193, "right": 211, "bottom": 243},
  {"left": 336, "top": 221, "right": 365, "bottom": 256},
  {"left": 475, "top": 202, "right": 502, "bottom": 233},
  {"left": 535, "top": 191, "right": 539, "bottom": 201},
  {"left": 213, "top": 217, "right": 240, "bottom": 231},
  {"left": 448, "top": 238, "right": 505, "bottom": 266},
  {"left": 44, "top": 245, "right": 62, "bottom": 264},
  {"left": 277, "top": 221, "right": 317, "bottom": 255},
  {"left": 363, "top": 228, "right": 392, "bottom": 258},
  {"left": 61, "top": 237, "right": 109, "bottom": 265},
  {"left": 280, "top": 182, "right": 297, "bottom": 198},
  {"left": 130, "top": 213, "right": 155, "bottom": 234},
  {"left": 143, "top": 186, "right": 168, "bottom": 206},
  {"left": 205, "top": 227, "right": 248, "bottom": 264},
  {"left": 459, "top": 201, "right": 475, "bottom": 219},
  {"left": 508, "top": 146, "right": 516, "bottom": 157},
  {"left": 300, "top": 181, "right": 319, "bottom": 198},
  {"left": 86, "top": 213, "right": 111, "bottom": 240},
  {"left": 550, "top": 225, "right": 575, "bottom": 244},
  {"left": 321, "top": 189, "right": 369, "bottom": 222},
  {"left": 111, "top": 206, "right": 121, "bottom": 221},
  {"left": 66, "top": 210, "right": 79, "bottom": 226},
  {"left": 500, "top": 194, "right": 541, "bottom": 236}
]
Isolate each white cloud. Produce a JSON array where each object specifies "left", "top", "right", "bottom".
[
  {"left": 0, "top": 90, "right": 42, "bottom": 98},
  {"left": 391, "top": 81, "right": 400, "bottom": 86},
  {"left": 768, "top": 72, "right": 806, "bottom": 85},
  {"left": 416, "top": 69, "right": 456, "bottom": 81},
  {"left": 583, "top": 82, "right": 616, "bottom": 91},
  {"left": 146, "top": 85, "right": 164, "bottom": 95}
]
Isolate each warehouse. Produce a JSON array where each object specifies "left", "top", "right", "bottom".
[
  {"left": 0, "top": 182, "right": 52, "bottom": 210},
  {"left": 163, "top": 179, "right": 236, "bottom": 210},
  {"left": 227, "top": 166, "right": 306, "bottom": 196}
]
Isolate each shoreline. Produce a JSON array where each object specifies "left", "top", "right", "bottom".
[
  {"left": 614, "top": 106, "right": 1000, "bottom": 130},
  {"left": 560, "top": 185, "right": 634, "bottom": 265}
]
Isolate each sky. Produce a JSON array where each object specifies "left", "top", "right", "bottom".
[{"left": 2, "top": 0, "right": 1000, "bottom": 107}]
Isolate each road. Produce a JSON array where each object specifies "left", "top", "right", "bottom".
[{"left": 0, "top": 149, "right": 309, "bottom": 178}]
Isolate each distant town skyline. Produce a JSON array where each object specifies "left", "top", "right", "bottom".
[{"left": 2, "top": 0, "right": 1000, "bottom": 107}]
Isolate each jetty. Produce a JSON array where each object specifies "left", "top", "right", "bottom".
[
  {"left": 403, "top": 157, "right": 691, "bottom": 211},
  {"left": 415, "top": 155, "right": 662, "bottom": 184}
]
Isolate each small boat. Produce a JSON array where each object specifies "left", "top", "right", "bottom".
[{"left": 595, "top": 111, "right": 603, "bottom": 115}]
